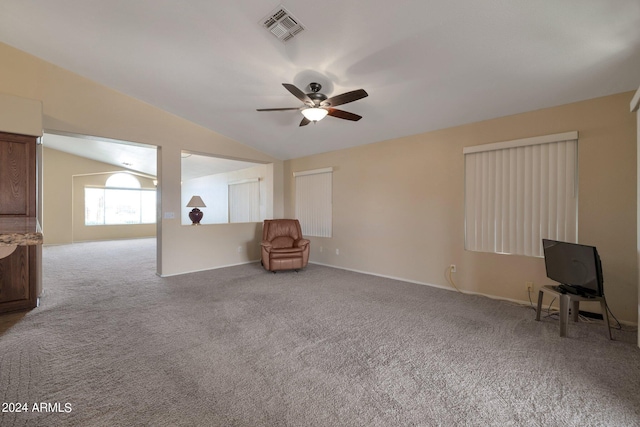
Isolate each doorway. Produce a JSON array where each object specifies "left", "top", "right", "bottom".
[{"left": 40, "top": 131, "right": 160, "bottom": 271}]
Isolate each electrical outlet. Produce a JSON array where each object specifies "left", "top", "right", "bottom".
[
  {"left": 526, "top": 281, "right": 533, "bottom": 292},
  {"left": 237, "top": 246, "right": 242, "bottom": 253},
  {"left": 450, "top": 264, "right": 456, "bottom": 273},
  {"left": 336, "top": 248, "right": 340, "bottom": 255}
]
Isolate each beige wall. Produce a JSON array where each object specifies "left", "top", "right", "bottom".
[
  {"left": 285, "top": 92, "right": 638, "bottom": 323},
  {"left": 0, "top": 42, "right": 284, "bottom": 276},
  {"left": 0, "top": 92, "right": 42, "bottom": 137}
]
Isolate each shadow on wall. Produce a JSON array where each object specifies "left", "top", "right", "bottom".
[{"left": 252, "top": 221, "right": 264, "bottom": 260}]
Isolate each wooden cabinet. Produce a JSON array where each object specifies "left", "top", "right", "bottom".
[
  {"left": 0, "top": 131, "right": 36, "bottom": 216},
  {"left": 0, "top": 131, "right": 39, "bottom": 313},
  {"left": 0, "top": 246, "right": 37, "bottom": 312}
]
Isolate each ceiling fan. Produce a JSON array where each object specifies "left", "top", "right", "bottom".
[{"left": 257, "top": 82, "right": 368, "bottom": 126}]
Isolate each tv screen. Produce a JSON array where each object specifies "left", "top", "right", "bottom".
[{"left": 542, "top": 239, "right": 603, "bottom": 296}]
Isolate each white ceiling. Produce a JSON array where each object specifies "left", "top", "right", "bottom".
[
  {"left": 44, "top": 132, "right": 261, "bottom": 180},
  {"left": 1, "top": 1, "right": 639, "bottom": 161},
  {"left": 44, "top": 132, "right": 158, "bottom": 176}
]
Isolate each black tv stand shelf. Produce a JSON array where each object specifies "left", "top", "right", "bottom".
[
  {"left": 554, "top": 284, "right": 598, "bottom": 298},
  {"left": 558, "top": 284, "right": 580, "bottom": 295}
]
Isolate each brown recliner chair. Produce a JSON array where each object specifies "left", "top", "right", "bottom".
[{"left": 261, "top": 219, "right": 310, "bottom": 272}]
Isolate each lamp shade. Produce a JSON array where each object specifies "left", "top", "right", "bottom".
[
  {"left": 301, "top": 107, "right": 328, "bottom": 122},
  {"left": 187, "top": 195, "right": 206, "bottom": 208}
]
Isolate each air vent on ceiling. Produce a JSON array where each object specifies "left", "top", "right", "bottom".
[{"left": 261, "top": 5, "right": 305, "bottom": 43}]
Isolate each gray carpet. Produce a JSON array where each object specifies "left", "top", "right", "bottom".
[{"left": 1, "top": 238, "right": 639, "bottom": 426}]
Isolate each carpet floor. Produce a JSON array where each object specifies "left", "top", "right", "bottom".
[{"left": 1, "top": 238, "right": 639, "bottom": 426}]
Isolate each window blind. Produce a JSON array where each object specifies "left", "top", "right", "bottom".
[
  {"left": 228, "top": 179, "right": 260, "bottom": 223},
  {"left": 294, "top": 168, "right": 332, "bottom": 237},
  {"left": 464, "top": 132, "right": 578, "bottom": 257}
]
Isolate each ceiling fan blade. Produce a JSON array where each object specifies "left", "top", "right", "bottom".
[
  {"left": 256, "top": 107, "right": 300, "bottom": 111},
  {"left": 327, "top": 108, "right": 362, "bottom": 121},
  {"left": 299, "top": 117, "right": 311, "bottom": 126},
  {"left": 322, "top": 89, "right": 368, "bottom": 107},
  {"left": 282, "top": 83, "right": 314, "bottom": 106}
]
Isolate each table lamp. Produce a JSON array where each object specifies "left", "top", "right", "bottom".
[{"left": 187, "top": 196, "right": 206, "bottom": 225}]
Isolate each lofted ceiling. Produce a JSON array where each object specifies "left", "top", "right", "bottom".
[
  {"left": 44, "top": 132, "right": 159, "bottom": 177},
  {"left": 1, "top": 1, "right": 639, "bottom": 161},
  {"left": 43, "top": 132, "right": 261, "bottom": 180}
]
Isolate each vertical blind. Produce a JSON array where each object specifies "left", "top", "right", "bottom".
[
  {"left": 228, "top": 179, "right": 260, "bottom": 223},
  {"left": 464, "top": 132, "right": 578, "bottom": 257},
  {"left": 294, "top": 168, "right": 332, "bottom": 237}
]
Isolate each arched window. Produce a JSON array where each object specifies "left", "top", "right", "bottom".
[
  {"left": 105, "top": 173, "right": 141, "bottom": 189},
  {"left": 85, "top": 173, "right": 156, "bottom": 226}
]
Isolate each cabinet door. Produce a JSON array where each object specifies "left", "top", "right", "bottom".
[
  {"left": 0, "top": 132, "right": 37, "bottom": 216},
  {"left": 0, "top": 246, "right": 30, "bottom": 304}
]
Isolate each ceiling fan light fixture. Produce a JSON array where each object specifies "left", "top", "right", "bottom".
[
  {"left": 258, "top": 82, "right": 368, "bottom": 126},
  {"left": 301, "top": 107, "right": 328, "bottom": 122}
]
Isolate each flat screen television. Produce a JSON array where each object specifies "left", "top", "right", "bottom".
[{"left": 542, "top": 239, "right": 603, "bottom": 297}]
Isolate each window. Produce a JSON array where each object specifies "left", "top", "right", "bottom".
[
  {"left": 464, "top": 132, "right": 578, "bottom": 257},
  {"left": 85, "top": 173, "right": 156, "bottom": 225},
  {"left": 294, "top": 167, "right": 332, "bottom": 237},
  {"left": 228, "top": 179, "right": 260, "bottom": 223}
]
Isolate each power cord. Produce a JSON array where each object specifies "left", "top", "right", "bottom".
[
  {"left": 604, "top": 297, "right": 637, "bottom": 332},
  {"left": 606, "top": 302, "right": 622, "bottom": 330},
  {"left": 446, "top": 266, "right": 461, "bottom": 293},
  {"left": 515, "top": 288, "right": 538, "bottom": 312},
  {"left": 544, "top": 297, "right": 559, "bottom": 319},
  {"left": 526, "top": 288, "right": 536, "bottom": 311}
]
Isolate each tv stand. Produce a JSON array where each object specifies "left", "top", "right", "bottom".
[
  {"left": 558, "top": 284, "right": 580, "bottom": 295},
  {"left": 535, "top": 285, "right": 611, "bottom": 339}
]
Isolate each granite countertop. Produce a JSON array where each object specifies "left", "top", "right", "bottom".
[{"left": 0, "top": 217, "right": 43, "bottom": 246}]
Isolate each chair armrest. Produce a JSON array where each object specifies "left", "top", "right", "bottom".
[
  {"left": 295, "top": 239, "right": 310, "bottom": 248},
  {"left": 261, "top": 241, "right": 273, "bottom": 251}
]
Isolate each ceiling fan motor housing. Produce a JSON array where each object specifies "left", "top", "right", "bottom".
[{"left": 307, "top": 83, "right": 327, "bottom": 105}]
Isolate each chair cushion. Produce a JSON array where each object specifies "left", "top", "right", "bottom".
[
  {"left": 271, "top": 247, "right": 303, "bottom": 254},
  {"left": 271, "top": 248, "right": 304, "bottom": 259},
  {"left": 271, "top": 236, "right": 295, "bottom": 249}
]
